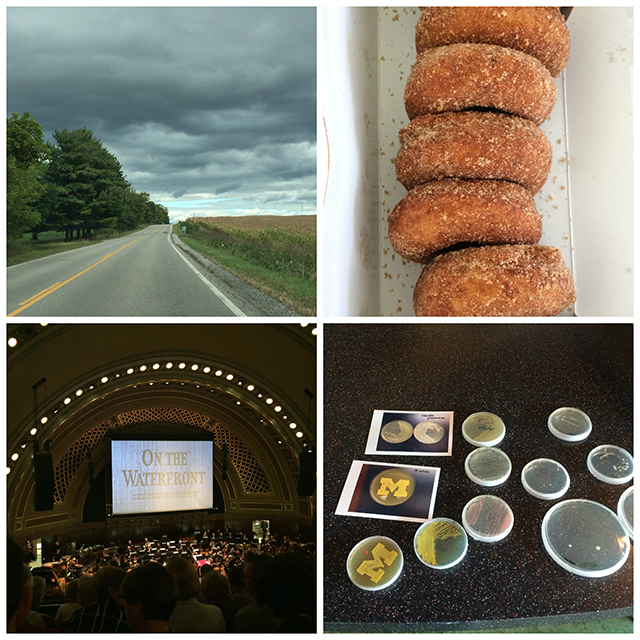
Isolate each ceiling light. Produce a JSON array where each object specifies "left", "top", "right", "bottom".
[
  {"left": 289, "top": 422, "right": 297, "bottom": 429},
  {"left": 166, "top": 362, "right": 173, "bottom": 369},
  {"left": 312, "top": 328, "right": 317, "bottom": 335},
  {"left": 226, "top": 374, "right": 234, "bottom": 380},
  {"left": 179, "top": 363, "right": 186, "bottom": 369},
  {"left": 153, "top": 363, "right": 160, "bottom": 370},
  {"left": 30, "top": 428, "right": 37, "bottom": 435},
  {"left": 8, "top": 337, "right": 18, "bottom": 347},
  {"left": 247, "top": 384, "right": 255, "bottom": 391},
  {"left": 75, "top": 389, "right": 83, "bottom": 396},
  {"left": 127, "top": 368, "right": 134, "bottom": 374},
  {"left": 101, "top": 377, "right": 109, "bottom": 383},
  {"left": 203, "top": 367, "right": 211, "bottom": 373},
  {"left": 275, "top": 406, "right": 281, "bottom": 412},
  {"left": 191, "top": 364, "right": 198, "bottom": 371},
  {"left": 215, "top": 370, "right": 223, "bottom": 376},
  {"left": 140, "top": 365, "right": 147, "bottom": 372},
  {"left": 266, "top": 398, "right": 273, "bottom": 404},
  {"left": 40, "top": 417, "right": 47, "bottom": 424},
  {"left": 296, "top": 431, "right": 303, "bottom": 438},
  {"left": 11, "top": 453, "right": 19, "bottom": 461},
  {"left": 64, "top": 398, "right": 71, "bottom": 405}
]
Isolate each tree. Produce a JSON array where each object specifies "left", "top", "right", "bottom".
[
  {"left": 6, "top": 112, "right": 50, "bottom": 238},
  {"left": 46, "top": 128, "right": 129, "bottom": 240}
]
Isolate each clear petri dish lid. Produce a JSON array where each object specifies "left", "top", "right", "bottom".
[
  {"left": 521, "top": 458, "right": 570, "bottom": 500},
  {"left": 542, "top": 499, "right": 631, "bottom": 577},
  {"left": 414, "top": 518, "right": 468, "bottom": 570},
  {"left": 465, "top": 447, "right": 512, "bottom": 487},
  {"left": 617, "top": 486, "right": 634, "bottom": 540},
  {"left": 461, "top": 495, "right": 514, "bottom": 542},
  {"left": 461, "top": 412, "right": 505, "bottom": 447},
  {"left": 346, "top": 536, "right": 404, "bottom": 590},
  {"left": 547, "top": 407, "right": 592, "bottom": 442},
  {"left": 587, "top": 444, "right": 634, "bottom": 485}
]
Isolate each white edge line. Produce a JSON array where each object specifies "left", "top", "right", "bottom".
[{"left": 166, "top": 232, "right": 247, "bottom": 317}]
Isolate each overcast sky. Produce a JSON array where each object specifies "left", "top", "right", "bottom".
[{"left": 7, "top": 7, "right": 317, "bottom": 222}]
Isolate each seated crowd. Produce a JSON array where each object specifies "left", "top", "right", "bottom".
[{"left": 7, "top": 532, "right": 316, "bottom": 633}]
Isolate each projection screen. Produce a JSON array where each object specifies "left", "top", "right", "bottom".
[{"left": 111, "top": 440, "right": 213, "bottom": 515}]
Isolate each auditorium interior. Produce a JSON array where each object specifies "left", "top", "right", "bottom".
[{"left": 7, "top": 323, "right": 316, "bottom": 565}]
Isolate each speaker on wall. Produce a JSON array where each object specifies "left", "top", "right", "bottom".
[
  {"left": 297, "top": 448, "right": 316, "bottom": 497},
  {"left": 33, "top": 453, "right": 54, "bottom": 511}
]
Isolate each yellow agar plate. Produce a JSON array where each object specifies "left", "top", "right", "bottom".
[{"left": 369, "top": 468, "right": 416, "bottom": 506}]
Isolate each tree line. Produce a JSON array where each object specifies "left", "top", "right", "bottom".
[{"left": 7, "top": 112, "right": 169, "bottom": 241}]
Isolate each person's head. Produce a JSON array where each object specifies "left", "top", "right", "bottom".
[
  {"left": 200, "top": 570, "right": 231, "bottom": 604},
  {"left": 31, "top": 575, "right": 46, "bottom": 610},
  {"left": 165, "top": 556, "right": 199, "bottom": 601},
  {"left": 121, "top": 562, "right": 177, "bottom": 631},
  {"left": 74, "top": 575, "right": 96, "bottom": 607},
  {"left": 8, "top": 539, "right": 32, "bottom": 632},
  {"left": 227, "top": 566, "right": 245, "bottom": 591},
  {"left": 93, "top": 566, "right": 126, "bottom": 602},
  {"left": 242, "top": 553, "right": 275, "bottom": 600}
]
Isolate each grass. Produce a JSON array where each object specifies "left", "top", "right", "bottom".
[
  {"left": 7, "top": 228, "right": 143, "bottom": 266},
  {"left": 177, "top": 215, "right": 316, "bottom": 316}
]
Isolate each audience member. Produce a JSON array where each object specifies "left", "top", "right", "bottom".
[
  {"left": 227, "top": 566, "right": 253, "bottom": 608},
  {"left": 26, "top": 576, "right": 47, "bottom": 627},
  {"left": 16, "top": 567, "right": 58, "bottom": 633},
  {"left": 201, "top": 570, "right": 246, "bottom": 632},
  {"left": 121, "top": 561, "right": 177, "bottom": 632},
  {"left": 67, "top": 566, "right": 128, "bottom": 632},
  {"left": 8, "top": 539, "right": 31, "bottom": 633},
  {"left": 165, "top": 557, "right": 225, "bottom": 632},
  {"left": 54, "top": 576, "right": 94, "bottom": 630},
  {"left": 233, "top": 554, "right": 278, "bottom": 633},
  {"left": 254, "top": 552, "right": 316, "bottom": 632}
]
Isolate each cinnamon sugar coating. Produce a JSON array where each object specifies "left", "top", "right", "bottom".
[
  {"left": 416, "top": 7, "right": 570, "bottom": 78},
  {"left": 404, "top": 43, "right": 557, "bottom": 125},
  {"left": 413, "top": 244, "right": 576, "bottom": 317},
  {"left": 389, "top": 179, "right": 542, "bottom": 262},
  {"left": 396, "top": 111, "right": 552, "bottom": 194}
]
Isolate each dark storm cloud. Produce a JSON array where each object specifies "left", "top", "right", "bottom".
[{"left": 7, "top": 7, "right": 317, "bottom": 220}]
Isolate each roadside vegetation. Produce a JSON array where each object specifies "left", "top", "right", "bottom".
[{"left": 177, "top": 215, "right": 316, "bottom": 316}]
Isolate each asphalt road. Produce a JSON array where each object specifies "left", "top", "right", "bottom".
[{"left": 7, "top": 226, "right": 283, "bottom": 317}]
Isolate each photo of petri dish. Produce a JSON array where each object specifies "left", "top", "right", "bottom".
[
  {"left": 346, "top": 536, "right": 404, "bottom": 590},
  {"left": 587, "top": 444, "right": 634, "bottom": 484},
  {"left": 369, "top": 468, "right": 416, "bottom": 506},
  {"left": 413, "top": 420, "right": 445, "bottom": 444},
  {"left": 380, "top": 419, "right": 414, "bottom": 444},
  {"left": 462, "top": 495, "right": 514, "bottom": 542},
  {"left": 414, "top": 518, "right": 468, "bottom": 569},
  {"left": 541, "top": 499, "right": 631, "bottom": 577}
]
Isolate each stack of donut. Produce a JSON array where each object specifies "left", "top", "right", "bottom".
[{"left": 389, "top": 7, "right": 577, "bottom": 316}]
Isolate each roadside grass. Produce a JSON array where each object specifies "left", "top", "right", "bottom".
[
  {"left": 177, "top": 215, "right": 317, "bottom": 316},
  {"left": 7, "top": 228, "right": 144, "bottom": 266}
]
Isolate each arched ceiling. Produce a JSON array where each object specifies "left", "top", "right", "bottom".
[{"left": 7, "top": 323, "right": 316, "bottom": 502}]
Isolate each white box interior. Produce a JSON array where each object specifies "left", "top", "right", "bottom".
[{"left": 323, "top": 7, "right": 633, "bottom": 317}]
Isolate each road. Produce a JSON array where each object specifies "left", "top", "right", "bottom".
[{"left": 7, "top": 226, "right": 278, "bottom": 317}]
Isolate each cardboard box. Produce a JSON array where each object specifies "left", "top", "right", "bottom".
[{"left": 323, "top": 7, "right": 633, "bottom": 317}]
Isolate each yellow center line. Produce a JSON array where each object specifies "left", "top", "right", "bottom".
[{"left": 8, "top": 237, "right": 143, "bottom": 317}]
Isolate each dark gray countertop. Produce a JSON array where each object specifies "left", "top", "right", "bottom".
[{"left": 323, "top": 324, "right": 633, "bottom": 631}]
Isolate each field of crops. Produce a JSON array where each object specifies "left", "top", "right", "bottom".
[{"left": 180, "top": 214, "right": 317, "bottom": 314}]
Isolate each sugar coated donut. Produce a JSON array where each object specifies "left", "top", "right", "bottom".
[
  {"left": 404, "top": 43, "right": 557, "bottom": 125},
  {"left": 396, "top": 111, "right": 552, "bottom": 194},
  {"left": 413, "top": 244, "right": 576, "bottom": 317},
  {"left": 388, "top": 179, "right": 542, "bottom": 263},
  {"left": 415, "top": 7, "right": 570, "bottom": 78}
]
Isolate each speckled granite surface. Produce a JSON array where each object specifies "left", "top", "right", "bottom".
[{"left": 323, "top": 324, "right": 633, "bottom": 631}]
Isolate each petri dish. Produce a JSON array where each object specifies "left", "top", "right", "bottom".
[
  {"left": 414, "top": 420, "right": 445, "bottom": 444},
  {"left": 541, "top": 499, "right": 631, "bottom": 577},
  {"left": 347, "top": 536, "right": 404, "bottom": 590},
  {"left": 414, "top": 518, "right": 468, "bottom": 569},
  {"left": 587, "top": 444, "right": 634, "bottom": 485},
  {"left": 465, "top": 447, "right": 512, "bottom": 487},
  {"left": 369, "top": 468, "right": 416, "bottom": 506},
  {"left": 461, "top": 412, "right": 506, "bottom": 447},
  {"left": 617, "top": 486, "right": 633, "bottom": 540},
  {"left": 521, "top": 458, "right": 570, "bottom": 500},
  {"left": 547, "top": 407, "right": 592, "bottom": 442},
  {"left": 380, "top": 420, "right": 414, "bottom": 444},
  {"left": 462, "top": 495, "right": 514, "bottom": 542}
]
